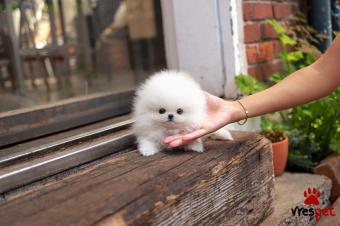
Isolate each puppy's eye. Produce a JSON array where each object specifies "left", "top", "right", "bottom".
[
  {"left": 159, "top": 108, "right": 166, "bottom": 114},
  {"left": 176, "top": 108, "right": 183, "bottom": 114}
]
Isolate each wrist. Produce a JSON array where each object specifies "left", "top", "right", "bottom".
[{"left": 229, "top": 101, "right": 247, "bottom": 123}]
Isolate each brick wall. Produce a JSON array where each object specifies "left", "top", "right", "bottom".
[{"left": 243, "top": 0, "right": 298, "bottom": 81}]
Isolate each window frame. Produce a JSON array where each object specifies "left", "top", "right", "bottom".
[{"left": 160, "top": 0, "right": 243, "bottom": 98}]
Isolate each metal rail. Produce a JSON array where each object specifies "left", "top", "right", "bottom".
[
  {"left": 0, "top": 119, "right": 135, "bottom": 194},
  {"left": 0, "top": 119, "right": 133, "bottom": 167}
]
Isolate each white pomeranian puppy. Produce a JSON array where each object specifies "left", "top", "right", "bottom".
[{"left": 133, "top": 70, "right": 233, "bottom": 156}]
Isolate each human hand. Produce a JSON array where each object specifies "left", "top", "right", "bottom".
[{"left": 163, "top": 92, "right": 244, "bottom": 147}]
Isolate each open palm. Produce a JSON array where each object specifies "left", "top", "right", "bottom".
[{"left": 163, "top": 92, "right": 242, "bottom": 147}]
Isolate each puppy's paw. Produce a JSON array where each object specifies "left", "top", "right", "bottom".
[
  {"left": 138, "top": 139, "right": 159, "bottom": 156},
  {"left": 210, "top": 128, "right": 233, "bottom": 141},
  {"left": 139, "top": 149, "right": 158, "bottom": 156},
  {"left": 185, "top": 139, "right": 204, "bottom": 153}
]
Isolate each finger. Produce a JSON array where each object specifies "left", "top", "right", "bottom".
[
  {"left": 168, "top": 139, "right": 183, "bottom": 147},
  {"left": 169, "top": 137, "right": 197, "bottom": 147},
  {"left": 182, "top": 129, "right": 208, "bottom": 141},
  {"left": 164, "top": 131, "right": 192, "bottom": 144},
  {"left": 163, "top": 134, "right": 183, "bottom": 144}
]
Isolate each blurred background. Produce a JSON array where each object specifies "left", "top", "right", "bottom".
[{"left": 0, "top": 0, "right": 166, "bottom": 112}]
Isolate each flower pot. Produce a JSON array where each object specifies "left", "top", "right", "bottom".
[{"left": 272, "top": 136, "right": 288, "bottom": 176}]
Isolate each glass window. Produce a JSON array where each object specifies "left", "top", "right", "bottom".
[{"left": 0, "top": 0, "right": 166, "bottom": 113}]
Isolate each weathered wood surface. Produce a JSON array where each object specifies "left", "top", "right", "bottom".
[{"left": 0, "top": 132, "right": 274, "bottom": 226}]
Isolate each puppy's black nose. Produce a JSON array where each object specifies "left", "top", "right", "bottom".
[{"left": 168, "top": 114, "right": 174, "bottom": 121}]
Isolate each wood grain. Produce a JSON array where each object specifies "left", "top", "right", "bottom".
[{"left": 0, "top": 132, "right": 274, "bottom": 226}]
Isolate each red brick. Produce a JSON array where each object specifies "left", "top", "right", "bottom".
[
  {"left": 248, "top": 65, "right": 264, "bottom": 81},
  {"left": 262, "top": 23, "right": 278, "bottom": 39},
  {"left": 272, "top": 40, "right": 295, "bottom": 54},
  {"left": 246, "top": 45, "right": 258, "bottom": 65},
  {"left": 273, "top": 3, "right": 296, "bottom": 20},
  {"left": 244, "top": 23, "right": 261, "bottom": 43},
  {"left": 258, "top": 42, "right": 276, "bottom": 62},
  {"left": 247, "top": 60, "right": 283, "bottom": 82},
  {"left": 273, "top": 41, "right": 282, "bottom": 57},
  {"left": 261, "top": 60, "right": 283, "bottom": 81},
  {"left": 243, "top": 2, "right": 273, "bottom": 21},
  {"left": 246, "top": 42, "right": 276, "bottom": 65}
]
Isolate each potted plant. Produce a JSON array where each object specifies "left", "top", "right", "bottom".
[
  {"left": 260, "top": 118, "right": 288, "bottom": 176},
  {"left": 263, "top": 132, "right": 288, "bottom": 176}
]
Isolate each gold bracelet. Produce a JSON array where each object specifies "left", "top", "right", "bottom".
[{"left": 236, "top": 100, "right": 249, "bottom": 125}]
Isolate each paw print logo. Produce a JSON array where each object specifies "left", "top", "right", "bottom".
[{"left": 304, "top": 187, "right": 320, "bottom": 205}]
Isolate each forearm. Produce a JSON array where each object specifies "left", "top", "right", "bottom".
[
  {"left": 242, "top": 66, "right": 337, "bottom": 118},
  {"left": 230, "top": 35, "right": 340, "bottom": 121}
]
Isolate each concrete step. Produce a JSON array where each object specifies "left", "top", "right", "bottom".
[
  {"left": 317, "top": 197, "right": 340, "bottom": 226},
  {"left": 260, "top": 173, "right": 332, "bottom": 226}
]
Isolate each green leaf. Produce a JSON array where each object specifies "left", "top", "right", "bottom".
[
  {"left": 269, "top": 72, "right": 286, "bottom": 83},
  {"left": 287, "top": 51, "right": 304, "bottom": 62},
  {"left": 280, "top": 34, "right": 296, "bottom": 46},
  {"left": 287, "top": 154, "right": 314, "bottom": 172},
  {"left": 260, "top": 117, "right": 285, "bottom": 133},
  {"left": 235, "top": 75, "right": 267, "bottom": 95},
  {"left": 265, "top": 19, "right": 286, "bottom": 34}
]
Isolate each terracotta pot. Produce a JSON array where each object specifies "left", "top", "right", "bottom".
[{"left": 272, "top": 136, "right": 288, "bottom": 176}]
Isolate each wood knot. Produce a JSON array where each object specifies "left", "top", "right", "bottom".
[
  {"left": 166, "top": 194, "right": 179, "bottom": 202},
  {"left": 95, "top": 211, "right": 127, "bottom": 226},
  {"left": 212, "top": 162, "right": 226, "bottom": 176}
]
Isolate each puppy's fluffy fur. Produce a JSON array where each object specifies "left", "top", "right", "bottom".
[{"left": 133, "top": 70, "right": 233, "bottom": 156}]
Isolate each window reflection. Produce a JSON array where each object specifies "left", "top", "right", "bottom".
[{"left": 0, "top": 0, "right": 166, "bottom": 113}]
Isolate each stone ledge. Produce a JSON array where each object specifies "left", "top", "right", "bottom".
[
  {"left": 316, "top": 197, "right": 340, "bottom": 226},
  {"left": 260, "top": 173, "right": 332, "bottom": 226}
]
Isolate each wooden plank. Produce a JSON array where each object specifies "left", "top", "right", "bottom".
[
  {"left": 0, "top": 132, "right": 274, "bottom": 226},
  {"left": 0, "top": 90, "right": 134, "bottom": 147}
]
